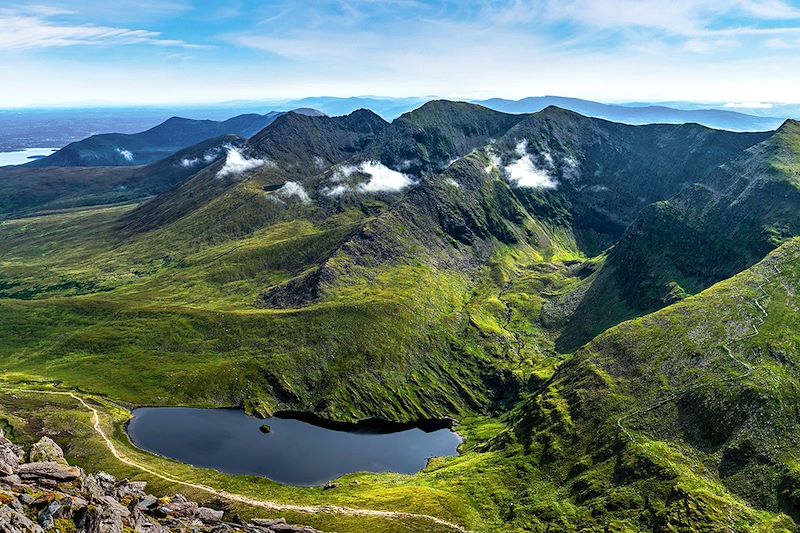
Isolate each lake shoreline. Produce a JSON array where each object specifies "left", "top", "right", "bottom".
[{"left": 125, "top": 406, "right": 462, "bottom": 487}]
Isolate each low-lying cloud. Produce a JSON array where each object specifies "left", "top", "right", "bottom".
[
  {"left": 504, "top": 140, "right": 558, "bottom": 189},
  {"left": 484, "top": 150, "right": 502, "bottom": 175},
  {"left": 216, "top": 146, "right": 272, "bottom": 179},
  {"left": 326, "top": 161, "right": 414, "bottom": 195},
  {"left": 115, "top": 147, "right": 133, "bottom": 162},
  {"left": 358, "top": 161, "right": 414, "bottom": 192},
  {"left": 178, "top": 145, "right": 228, "bottom": 168},
  {"left": 274, "top": 181, "right": 311, "bottom": 203}
]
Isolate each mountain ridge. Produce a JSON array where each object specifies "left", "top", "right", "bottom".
[{"left": 3, "top": 99, "right": 800, "bottom": 532}]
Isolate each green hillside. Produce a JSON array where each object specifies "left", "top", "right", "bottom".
[{"left": 1, "top": 102, "right": 800, "bottom": 531}]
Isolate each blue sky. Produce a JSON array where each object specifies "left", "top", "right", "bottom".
[{"left": 2, "top": 0, "right": 800, "bottom": 107}]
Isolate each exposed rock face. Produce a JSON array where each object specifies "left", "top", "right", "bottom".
[
  {"left": 17, "top": 462, "right": 82, "bottom": 481},
  {"left": 0, "top": 433, "right": 323, "bottom": 533},
  {"left": 0, "top": 431, "right": 24, "bottom": 476},
  {"left": 29, "top": 437, "right": 67, "bottom": 465}
]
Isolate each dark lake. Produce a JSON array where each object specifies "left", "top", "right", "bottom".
[{"left": 127, "top": 407, "right": 462, "bottom": 486}]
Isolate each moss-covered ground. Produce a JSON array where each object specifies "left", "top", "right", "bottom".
[{"left": 3, "top": 150, "right": 800, "bottom": 530}]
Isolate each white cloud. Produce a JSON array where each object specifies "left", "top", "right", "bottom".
[
  {"left": 177, "top": 145, "right": 227, "bottom": 168},
  {"left": 216, "top": 146, "right": 272, "bottom": 179},
  {"left": 203, "top": 149, "right": 221, "bottom": 162},
  {"left": 274, "top": 181, "right": 311, "bottom": 203},
  {"left": 444, "top": 177, "right": 461, "bottom": 188},
  {"left": 484, "top": 149, "right": 502, "bottom": 175},
  {"left": 331, "top": 163, "right": 359, "bottom": 182},
  {"left": 358, "top": 161, "right": 414, "bottom": 192},
  {"left": 395, "top": 158, "right": 421, "bottom": 171},
  {"left": 325, "top": 184, "right": 349, "bottom": 196},
  {"left": 504, "top": 141, "right": 558, "bottom": 189},
  {"left": 115, "top": 148, "right": 134, "bottom": 161},
  {"left": 325, "top": 161, "right": 415, "bottom": 195},
  {"left": 0, "top": 8, "right": 202, "bottom": 50}
]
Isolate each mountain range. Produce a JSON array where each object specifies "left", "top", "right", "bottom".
[
  {"left": 1, "top": 100, "right": 800, "bottom": 532},
  {"left": 1, "top": 95, "right": 790, "bottom": 159},
  {"left": 26, "top": 108, "right": 322, "bottom": 167},
  {"left": 475, "top": 95, "right": 787, "bottom": 131}
]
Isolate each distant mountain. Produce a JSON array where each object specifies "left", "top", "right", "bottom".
[
  {"left": 27, "top": 109, "right": 322, "bottom": 167},
  {"left": 0, "top": 135, "right": 243, "bottom": 218},
  {"left": 272, "top": 95, "right": 787, "bottom": 131},
  {"left": 260, "top": 96, "right": 430, "bottom": 121},
  {"left": 624, "top": 100, "right": 800, "bottom": 119},
  {"left": 475, "top": 95, "right": 786, "bottom": 131}
]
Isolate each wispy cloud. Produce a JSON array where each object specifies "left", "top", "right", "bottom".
[
  {"left": 3, "top": 1, "right": 800, "bottom": 106},
  {"left": 216, "top": 146, "right": 273, "bottom": 179},
  {"left": 114, "top": 147, "right": 134, "bottom": 161},
  {"left": 504, "top": 140, "right": 558, "bottom": 189},
  {"left": 325, "top": 161, "right": 415, "bottom": 194},
  {"left": 0, "top": 7, "right": 202, "bottom": 49},
  {"left": 271, "top": 181, "right": 311, "bottom": 204}
]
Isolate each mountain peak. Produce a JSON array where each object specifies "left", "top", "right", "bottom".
[{"left": 777, "top": 118, "right": 800, "bottom": 133}]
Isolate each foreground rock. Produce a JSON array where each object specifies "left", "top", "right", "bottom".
[
  {"left": 0, "top": 435, "right": 323, "bottom": 533},
  {"left": 28, "top": 437, "right": 67, "bottom": 465}
]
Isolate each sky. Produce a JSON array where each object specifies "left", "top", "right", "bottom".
[{"left": 2, "top": 0, "right": 800, "bottom": 107}]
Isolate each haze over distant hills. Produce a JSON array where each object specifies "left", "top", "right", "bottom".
[
  {"left": 26, "top": 108, "right": 323, "bottom": 167},
  {"left": 474, "top": 96, "right": 787, "bottom": 132},
  {"left": 1, "top": 95, "right": 794, "bottom": 156},
  {"left": 206, "top": 95, "right": 791, "bottom": 130}
]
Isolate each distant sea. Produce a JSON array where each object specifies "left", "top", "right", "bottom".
[{"left": 0, "top": 147, "right": 59, "bottom": 166}]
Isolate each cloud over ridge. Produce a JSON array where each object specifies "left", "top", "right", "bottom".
[
  {"left": 326, "top": 161, "right": 415, "bottom": 195},
  {"left": 216, "top": 146, "right": 273, "bottom": 179},
  {"left": 503, "top": 141, "right": 558, "bottom": 189}
]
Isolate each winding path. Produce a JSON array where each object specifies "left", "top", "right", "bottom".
[
  {"left": 13, "top": 389, "right": 472, "bottom": 533},
  {"left": 616, "top": 262, "right": 782, "bottom": 441}
]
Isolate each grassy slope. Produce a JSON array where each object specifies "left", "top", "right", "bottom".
[
  {"left": 0, "top": 185, "right": 586, "bottom": 423},
  {"left": 501, "top": 238, "right": 800, "bottom": 531},
  {"left": 2, "top": 106, "right": 799, "bottom": 531},
  {"left": 3, "top": 234, "right": 800, "bottom": 531},
  {"left": 559, "top": 119, "right": 800, "bottom": 351}
]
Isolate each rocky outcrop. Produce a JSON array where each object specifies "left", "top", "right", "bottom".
[
  {"left": 28, "top": 437, "right": 67, "bottom": 465},
  {"left": 0, "top": 434, "right": 323, "bottom": 533}
]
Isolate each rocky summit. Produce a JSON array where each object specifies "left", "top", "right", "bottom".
[{"left": 0, "top": 430, "right": 320, "bottom": 533}]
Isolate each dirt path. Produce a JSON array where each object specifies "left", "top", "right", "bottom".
[
  {"left": 616, "top": 262, "right": 782, "bottom": 441},
  {"left": 14, "top": 389, "right": 472, "bottom": 533}
]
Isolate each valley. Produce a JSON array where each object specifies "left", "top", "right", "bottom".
[{"left": 1, "top": 101, "right": 800, "bottom": 532}]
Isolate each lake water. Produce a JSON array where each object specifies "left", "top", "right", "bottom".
[
  {"left": 127, "top": 407, "right": 462, "bottom": 486},
  {"left": 0, "top": 148, "right": 59, "bottom": 166}
]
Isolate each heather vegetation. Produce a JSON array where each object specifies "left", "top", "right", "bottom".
[{"left": 1, "top": 102, "right": 800, "bottom": 531}]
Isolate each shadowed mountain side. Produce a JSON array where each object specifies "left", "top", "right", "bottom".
[
  {"left": 559, "top": 119, "right": 800, "bottom": 352},
  {"left": 28, "top": 109, "right": 323, "bottom": 168},
  {"left": 506, "top": 239, "right": 800, "bottom": 530},
  {"left": 0, "top": 135, "right": 244, "bottom": 219}
]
